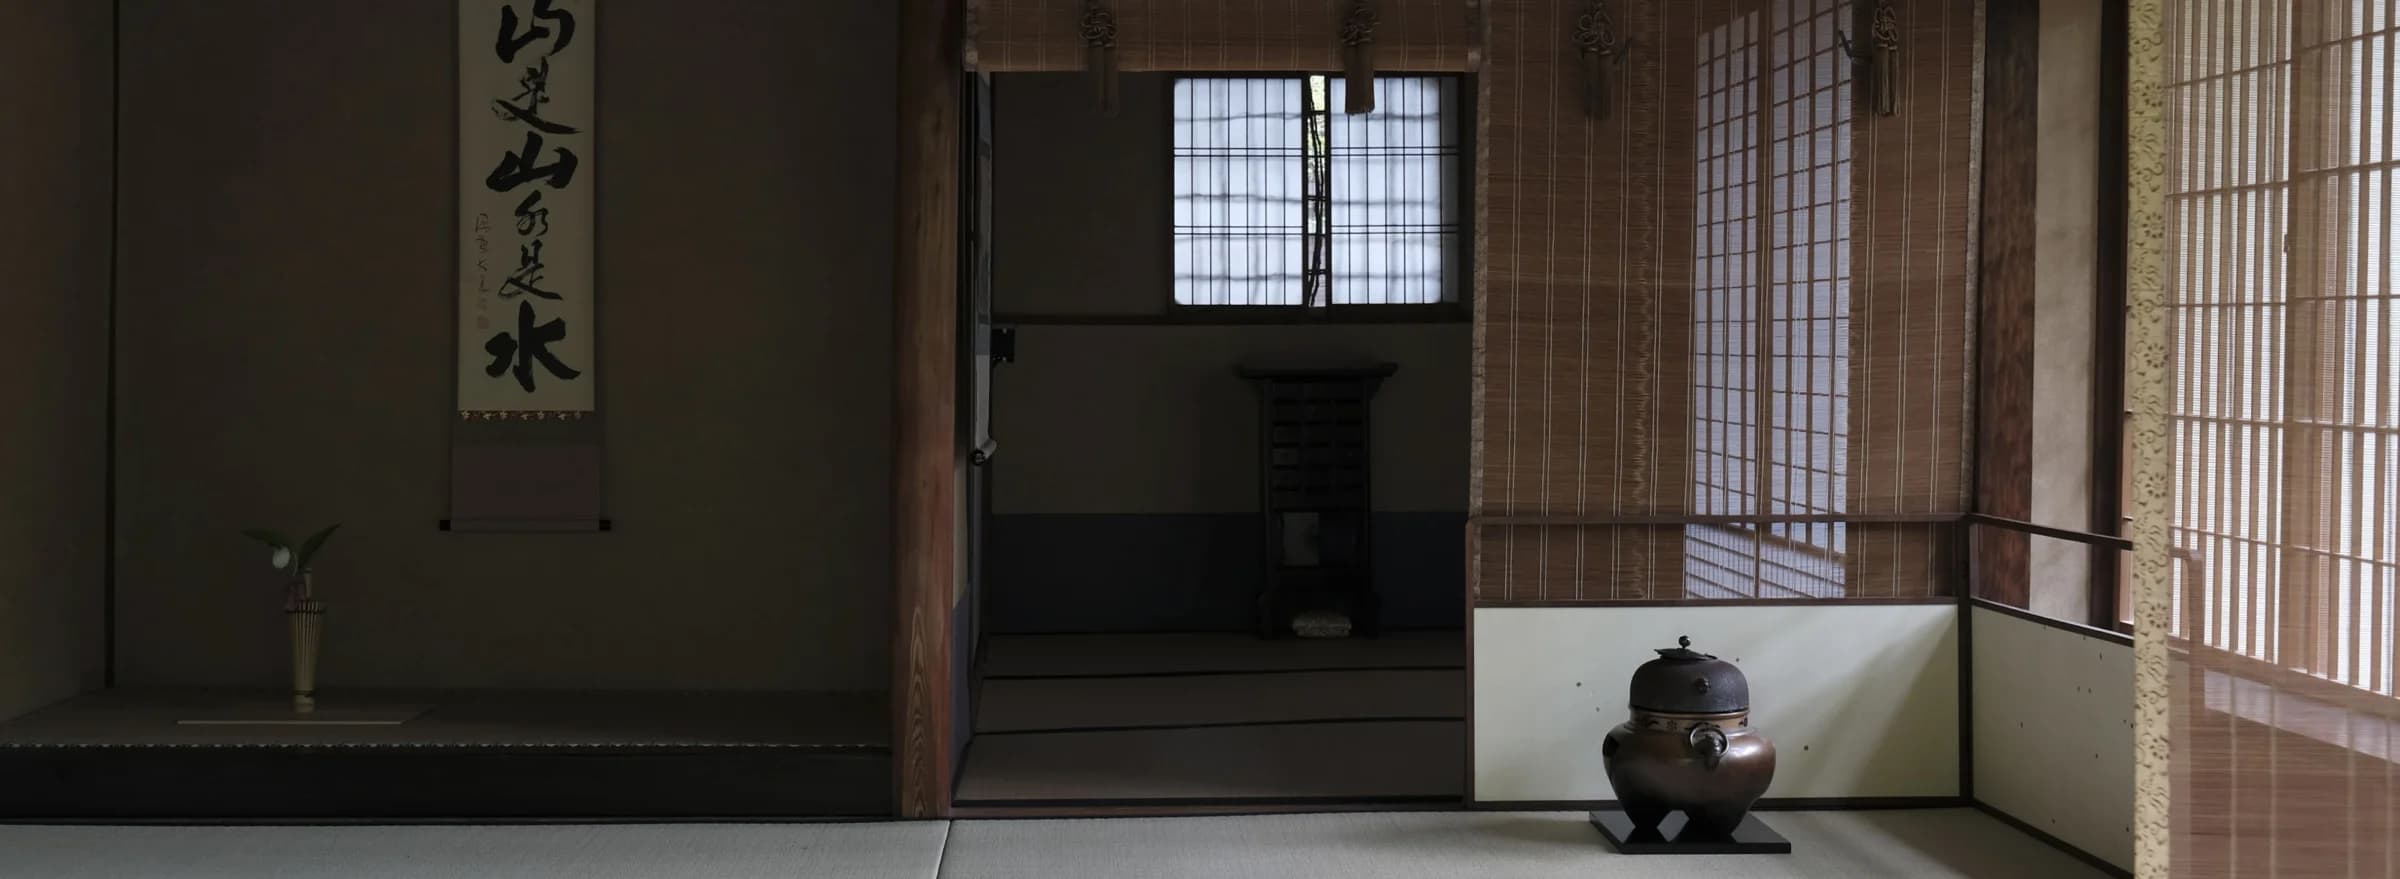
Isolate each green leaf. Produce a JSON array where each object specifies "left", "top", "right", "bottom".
[
  {"left": 241, "top": 528, "right": 292, "bottom": 549},
  {"left": 294, "top": 524, "right": 340, "bottom": 571}
]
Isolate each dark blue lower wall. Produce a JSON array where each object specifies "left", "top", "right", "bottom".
[{"left": 985, "top": 512, "right": 1466, "bottom": 633}]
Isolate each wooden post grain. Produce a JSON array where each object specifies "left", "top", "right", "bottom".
[{"left": 893, "top": 0, "right": 962, "bottom": 820}]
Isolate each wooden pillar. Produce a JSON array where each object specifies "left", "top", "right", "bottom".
[
  {"left": 892, "top": 0, "right": 961, "bottom": 820},
  {"left": 1972, "top": 0, "right": 2038, "bottom": 608}
]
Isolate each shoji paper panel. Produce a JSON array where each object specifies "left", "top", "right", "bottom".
[{"left": 1473, "top": 604, "right": 1960, "bottom": 801}]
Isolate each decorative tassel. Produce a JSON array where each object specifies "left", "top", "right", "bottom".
[
  {"left": 1465, "top": 0, "right": 1487, "bottom": 72},
  {"left": 1841, "top": 0, "right": 1900, "bottom": 117},
  {"left": 1081, "top": 1, "right": 1119, "bottom": 117},
  {"left": 1869, "top": 0, "right": 1900, "bottom": 116},
  {"left": 1574, "top": 1, "right": 1622, "bottom": 120},
  {"left": 1341, "top": 0, "right": 1378, "bottom": 114},
  {"left": 962, "top": 0, "right": 981, "bottom": 71}
]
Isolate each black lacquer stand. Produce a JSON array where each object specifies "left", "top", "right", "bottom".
[{"left": 1589, "top": 810, "right": 1793, "bottom": 855}]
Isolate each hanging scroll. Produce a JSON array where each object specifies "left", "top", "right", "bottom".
[
  {"left": 459, "top": 0, "right": 594, "bottom": 414},
  {"left": 451, "top": 0, "right": 605, "bottom": 531}
]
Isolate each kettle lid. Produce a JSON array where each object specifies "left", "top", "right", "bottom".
[
  {"left": 1652, "top": 635, "right": 1714, "bottom": 661},
  {"left": 1627, "top": 635, "right": 1751, "bottom": 714}
]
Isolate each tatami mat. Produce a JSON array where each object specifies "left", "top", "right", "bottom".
[
  {"left": 0, "top": 822, "right": 950, "bottom": 879},
  {"left": 934, "top": 810, "right": 2120, "bottom": 879},
  {"left": 0, "top": 811, "right": 2116, "bottom": 878},
  {"left": 974, "top": 669, "right": 1463, "bottom": 732},
  {"left": 0, "top": 689, "right": 885, "bottom": 748},
  {"left": 954, "top": 720, "right": 1464, "bottom": 803},
  {"left": 981, "top": 632, "right": 1464, "bottom": 678}
]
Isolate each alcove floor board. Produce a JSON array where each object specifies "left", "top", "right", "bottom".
[
  {"left": 953, "top": 720, "right": 1464, "bottom": 804},
  {"left": 962, "top": 631, "right": 1466, "bottom": 807},
  {"left": 980, "top": 631, "right": 1465, "bottom": 678},
  {"left": 0, "top": 688, "right": 886, "bottom": 748},
  {"left": 975, "top": 668, "right": 1464, "bottom": 733}
]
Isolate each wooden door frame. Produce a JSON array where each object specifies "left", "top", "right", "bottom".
[{"left": 892, "top": 0, "right": 964, "bottom": 820}]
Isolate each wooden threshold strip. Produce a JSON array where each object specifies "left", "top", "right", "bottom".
[
  {"left": 982, "top": 664, "right": 1464, "bottom": 681},
  {"left": 950, "top": 796, "right": 1460, "bottom": 818},
  {"left": 975, "top": 716, "right": 1464, "bottom": 737}
]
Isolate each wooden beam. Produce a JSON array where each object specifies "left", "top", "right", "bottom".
[{"left": 892, "top": 0, "right": 962, "bottom": 820}]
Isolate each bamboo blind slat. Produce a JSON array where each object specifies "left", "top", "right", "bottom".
[
  {"left": 1471, "top": 0, "right": 1980, "bottom": 604},
  {"left": 1476, "top": 0, "right": 1689, "bottom": 602},
  {"left": 1846, "top": 0, "right": 1979, "bottom": 599},
  {"left": 971, "top": 0, "right": 1481, "bottom": 73}
]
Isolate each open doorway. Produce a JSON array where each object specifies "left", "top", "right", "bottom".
[{"left": 955, "top": 71, "right": 1473, "bottom": 808}]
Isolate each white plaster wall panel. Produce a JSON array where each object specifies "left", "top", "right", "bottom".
[
  {"left": 1971, "top": 606, "right": 2135, "bottom": 871},
  {"left": 2029, "top": 0, "right": 2104, "bottom": 621},
  {"left": 1474, "top": 605, "right": 1960, "bottom": 802}
]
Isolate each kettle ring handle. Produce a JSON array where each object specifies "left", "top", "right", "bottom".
[{"left": 1689, "top": 722, "right": 1729, "bottom": 770}]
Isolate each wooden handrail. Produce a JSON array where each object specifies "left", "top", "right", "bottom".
[
  {"left": 1960, "top": 512, "right": 2135, "bottom": 551},
  {"left": 1468, "top": 512, "right": 1961, "bottom": 527}
]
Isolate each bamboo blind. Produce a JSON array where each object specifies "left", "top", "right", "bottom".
[
  {"left": 1470, "top": 0, "right": 1979, "bottom": 603},
  {"left": 2163, "top": 0, "right": 2399, "bottom": 704},
  {"left": 970, "top": 0, "right": 1481, "bottom": 72},
  {"left": 2164, "top": 0, "right": 2400, "bottom": 873}
]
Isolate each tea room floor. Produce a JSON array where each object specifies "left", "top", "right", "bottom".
[{"left": 0, "top": 809, "right": 2118, "bottom": 878}]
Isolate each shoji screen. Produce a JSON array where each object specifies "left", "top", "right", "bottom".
[
  {"left": 2156, "top": 0, "right": 2400, "bottom": 874},
  {"left": 1471, "top": 0, "right": 1979, "bottom": 603}
]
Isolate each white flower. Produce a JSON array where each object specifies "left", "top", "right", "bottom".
[{"left": 271, "top": 547, "right": 292, "bottom": 570}]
